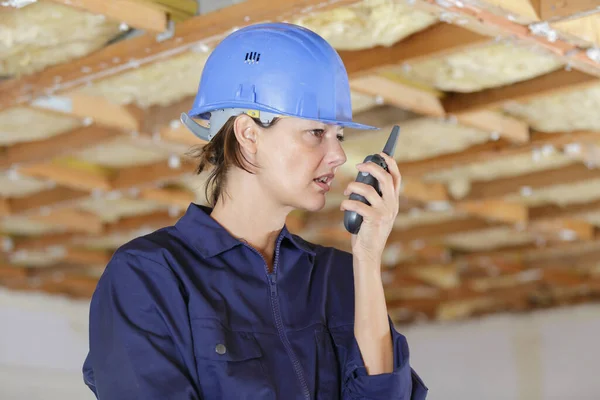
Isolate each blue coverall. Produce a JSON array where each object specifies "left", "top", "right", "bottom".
[{"left": 83, "top": 203, "right": 428, "bottom": 399}]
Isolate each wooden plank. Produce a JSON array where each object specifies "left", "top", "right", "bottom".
[
  {"left": 111, "top": 157, "right": 196, "bottom": 189},
  {"left": 30, "top": 209, "right": 104, "bottom": 235},
  {"left": 464, "top": 163, "right": 600, "bottom": 201},
  {"left": 104, "top": 210, "right": 181, "bottom": 235},
  {"left": 529, "top": 218, "right": 596, "bottom": 241},
  {"left": 139, "top": 188, "right": 195, "bottom": 208},
  {"left": 339, "top": 23, "right": 490, "bottom": 76},
  {"left": 0, "top": 198, "right": 10, "bottom": 217},
  {"left": 31, "top": 93, "right": 144, "bottom": 132},
  {"left": 455, "top": 110, "right": 530, "bottom": 144},
  {"left": 47, "top": 0, "right": 169, "bottom": 33},
  {"left": 388, "top": 217, "right": 501, "bottom": 243},
  {"left": 17, "top": 163, "right": 112, "bottom": 192},
  {"left": 62, "top": 248, "right": 112, "bottom": 266},
  {"left": 0, "top": 0, "right": 364, "bottom": 111},
  {"left": 419, "top": 0, "right": 600, "bottom": 76},
  {"left": 443, "top": 69, "right": 599, "bottom": 114},
  {"left": 398, "top": 130, "right": 600, "bottom": 177},
  {"left": 0, "top": 265, "right": 26, "bottom": 280},
  {"left": 351, "top": 76, "right": 531, "bottom": 143},
  {"left": 401, "top": 180, "right": 449, "bottom": 203},
  {"left": 9, "top": 187, "right": 89, "bottom": 215},
  {"left": 535, "top": 0, "right": 600, "bottom": 20},
  {"left": 456, "top": 200, "right": 529, "bottom": 224},
  {"left": 350, "top": 75, "right": 445, "bottom": 117},
  {"left": 10, "top": 233, "right": 80, "bottom": 252},
  {"left": 0, "top": 125, "right": 123, "bottom": 169}
]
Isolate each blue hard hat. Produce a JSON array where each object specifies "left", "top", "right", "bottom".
[{"left": 181, "top": 22, "right": 377, "bottom": 141}]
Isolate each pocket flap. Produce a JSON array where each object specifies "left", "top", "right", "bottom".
[{"left": 192, "top": 321, "right": 262, "bottom": 362}]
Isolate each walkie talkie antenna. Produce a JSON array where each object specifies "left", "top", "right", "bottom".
[{"left": 383, "top": 125, "right": 400, "bottom": 156}]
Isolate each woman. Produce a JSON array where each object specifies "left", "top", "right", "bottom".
[{"left": 83, "top": 22, "right": 428, "bottom": 399}]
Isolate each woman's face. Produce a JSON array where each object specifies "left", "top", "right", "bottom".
[{"left": 249, "top": 116, "right": 347, "bottom": 212}]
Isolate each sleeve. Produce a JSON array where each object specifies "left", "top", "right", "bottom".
[
  {"left": 330, "top": 317, "right": 428, "bottom": 400},
  {"left": 83, "top": 251, "right": 201, "bottom": 400}
]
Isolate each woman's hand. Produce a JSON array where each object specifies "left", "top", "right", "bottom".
[{"left": 340, "top": 152, "right": 402, "bottom": 265}]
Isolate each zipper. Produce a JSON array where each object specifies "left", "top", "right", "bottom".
[{"left": 241, "top": 235, "right": 311, "bottom": 400}]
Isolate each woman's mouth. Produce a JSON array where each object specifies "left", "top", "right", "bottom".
[{"left": 313, "top": 174, "right": 334, "bottom": 192}]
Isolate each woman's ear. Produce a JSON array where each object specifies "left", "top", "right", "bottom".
[{"left": 233, "top": 114, "right": 258, "bottom": 155}]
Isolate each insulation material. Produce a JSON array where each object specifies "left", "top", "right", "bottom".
[
  {"left": 350, "top": 91, "right": 379, "bottom": 114},
  {"left": 576, "top": 210, "right": 600, "bottom": 227},
  {"left": 444, "top": 226, "right": 535, "bottom": 251},
  {"left": 503, "top": 83, "right": 600, "bottom": 132},
  {"left": 394, "top": 209, "right": 458, "bottom": 230},
  {"left": 0, "top": 107, "right": 81, "bottom": 145},
  {"left": 8, "top": 248, "right": 64, "bottom": 267},
  {"left": 504, "top": 177, "right": 600, "bottom": 206},
  {"left": 75, "top": 231, "right": 144, "bottom": 250},
  {"left": 437, "top": 297, "right": 498, "bottom": 321},
  {"left": 0, "top": 172, "right": 49, "bottom": 197},
  {"left": 77, "top": 197, "right": 165, "bottom": 223},
  {"left": 73, "top": 136, "right": 171, "bottom": 168},
  {"left": 409, "top": 264, "right": 459, "bottom": 289},
  {"left": 340, "top": 118, "right": 489, "bottom": 177},
  {"left": 1, "top": 216, "right": 63, "bottom": 236},
  {"left": 73, "top": 50, "right": 211, "bottom": 109},
  {"left": 0, "top": 1, "right": 122, "bottom": 77},
  {"left": 551, "top": 14, "right": 600, "bottom": 47},
  {"left": 425, "top": 151, "right": 577, "bottom": 189},
  {"left": 394, "top": 42, "right": 563, "bottom": 93},
  {"left": 292, "top": 0, "right": 437, "bottom": 50},
  {"left": 462, "top": 0, "right": 540, "bottom": 23}
]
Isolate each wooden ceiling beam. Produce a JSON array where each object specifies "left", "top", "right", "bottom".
[
  {"left": 0, "top": 125, "right": 123, "bottom": 170},
  {"left": 8, "top": 187, "right": 90, "bottom": 215},
  {"left": 339, "top": 23, "right": 490, "bottom": 76},
  {"left": 30, "top": 93, "right": 145, "bottom": 132},
  {"left": 350, "top": 75, "right": 530, "bottom": 144},
  {"left": 463, "top": 162, "right": 600, "bottom": 201},
  {"left": 29, "top": 209, "right": 104, "bottom": 235},
  {"left": 442, "top": 69, "right": 598, "bottom": 114},
  {"left": 455, "top": 200, "right": 528, "bottom": 225},
  {"left": 110, "top": 157, "right": 196, "bottom": 189},
  {"left": 0, "top": 198, "right": 10, "bottom": 217},
  {"left": 533, "top": 0, "right": 600, "bottom": 20},
  {"left": 16, "top": 163, "right": 112, "bottom": 192},
  {"left": 0, "top": 0, "right": 365, "bottom": 111},
  {"left": 398, "top": 130, "right": 600, "bottom": 177},
  {"left": 418, "top": 0, "right": 600, "bottom": 76},
  {"left": 47, "top": 0, "right": 170, "bottom": 33}
]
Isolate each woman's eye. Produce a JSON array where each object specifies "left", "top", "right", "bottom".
[
  {"left": 310, "top": 129, "right": 325, "bottom": 138},
  {"left": 337, "top": 134, "right": 345, "bottom": 142}
]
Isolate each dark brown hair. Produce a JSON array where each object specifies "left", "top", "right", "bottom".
[{"left": 187, "top": 115, "right": 279, "bottom": 207}]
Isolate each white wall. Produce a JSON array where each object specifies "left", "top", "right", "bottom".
[{"left": 0, "top": 287, "right": 599, "bottom": 400}]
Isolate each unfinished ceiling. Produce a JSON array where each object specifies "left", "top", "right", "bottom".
[{"left": 2, "top": 0, "right": 600, "bottom": 325}]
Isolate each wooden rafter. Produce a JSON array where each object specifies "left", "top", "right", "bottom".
[
  {"left": 533, "top": 0, "right": 600, "bottom": 20},
  {"left": 398, "top": 130, "right": 600, "bottom": 177},
  {"left": 0, "top": 0, "right": 366, "bottom": 111},
  {"left": 418, "top": 0, "right": 600, "bottom": 76},
  {"left": 350, "top": 75, "right": 530, "bottom": 143},
  {"left": 0, "top": 125, "right": 123, "bottom": 170},
  {"left": 443, "top": 69, "right": 599, "bottom": 114},
  {"left": 463, "top": 162, "right": 600, "bottom": 201},
  {"left": 31, "top": 93, "right": 145, "bottom": 132},
  {"left": 339, "top": 23, "right": 490, "bottom": 76},
  {"left": 47, "top": 0, "right": 170, "bottom": 33}
]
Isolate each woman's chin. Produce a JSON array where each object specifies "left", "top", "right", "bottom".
[{"left": 298, "top": 193, "right": 327, "bottom": 213}]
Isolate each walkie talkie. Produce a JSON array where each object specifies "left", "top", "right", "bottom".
[{"left": 344, "top": 125, "right": 400, "bottom": 234}]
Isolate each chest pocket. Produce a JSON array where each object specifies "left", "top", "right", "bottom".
[{"left": 191, "top": 319, "right": 275, "bottom": 400}]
